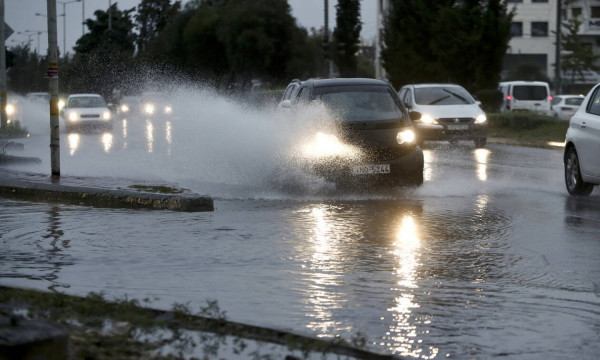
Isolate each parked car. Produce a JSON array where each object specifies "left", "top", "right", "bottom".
[
  {"left": 278, "top": 78, "right": 424, "bottom": 187},
  {"left": 564, "top": 83, "right": 600, "bottom": 195},
  {"left": 398, "top": 83, "right": 488, "bottom": 147},
  {"left": 551, "top": 94, "right": 584, "bottom": 120},
  {"left": 498, "top": 81, "right": 552, "bottom": 115},
  {"left": 60, "top": 94, "right": 112, "bottom": 131}
]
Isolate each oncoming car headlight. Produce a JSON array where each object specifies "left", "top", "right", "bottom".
[
  {"left": 68, "top": 111, "right": 79, "bottom": 121},
  {"left": 120, "top": 104, "right": 129, "bottom": 113},
  {"left": 58, "top": 100, "right": 65, "bottom": 111},
  {"left": 144, "top": 103, "right": 155, "bottom": 115},
  {"left": 5, "top": 104, "right": 15, "bottom": 116},
  {"left": 420, "top": 113, "right": 438, "bottom": 124},
  {"left": 475, "top": 113, "right": 487, "bottom": 124},
  {"left": 397, "top": 129, "right": 416, "bottom": 144},
  {"left": 301, "top": 132, "right": 360, "bottom": 159},
  {"left": 102, "top": 111, "right": 111, "bottom": 120},
  {"left": 164, "top": 105, "right": 172, "bottom": 114}
]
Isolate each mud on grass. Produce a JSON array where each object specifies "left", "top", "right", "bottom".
[{"left": 0, "top": 287, "right": 387, "bottom": 360}]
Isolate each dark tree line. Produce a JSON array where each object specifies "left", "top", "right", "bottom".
[
  {"left": 382, "top": 0, "right": 514, "bottom": 92},
  {"left": 7, "top": 0, "right": 518, "bottom": 99}
]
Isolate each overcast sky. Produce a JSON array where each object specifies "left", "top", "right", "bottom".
[{"left": 4, "top": 0, "right": 377, "bottom": 55}]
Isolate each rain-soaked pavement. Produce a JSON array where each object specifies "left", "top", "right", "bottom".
[{"left": 1, "top": 97, "right": 600, "bottom": 359}]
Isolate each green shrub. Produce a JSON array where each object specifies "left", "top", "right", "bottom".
[
  {"left": 488, "top": 112, "right": 561, "bottom": 129},
  {"left": 0, "top": 122, "right": 28, "bottom": 137}
]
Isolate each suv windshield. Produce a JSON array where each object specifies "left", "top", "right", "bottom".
[
  {"left": 314, "top": 85, "right": 406, "bottom": 122},
  {"left": 69, "top": 96, "right": 106, "bottom": 108},
  {"left": 512, "top": 85, "right": 547, "bottom": 101},
  {"left": 414, "top": 86, "right": 474, "bottom": 105}
]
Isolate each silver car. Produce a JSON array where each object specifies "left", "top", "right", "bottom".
[{"left": 564, "top": 85, "right": 600, "bottom": 195}]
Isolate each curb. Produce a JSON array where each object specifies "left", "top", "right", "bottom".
[
  {"left": 487, "top": 137, "right": 564, "bottom": 150},
  {"left": 0, "top": 178, "right": 214, "bottom": 212}
]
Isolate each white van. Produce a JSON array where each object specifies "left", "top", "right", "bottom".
[{"left": 498, "top": 81, "right": 552, "bottom": 115}]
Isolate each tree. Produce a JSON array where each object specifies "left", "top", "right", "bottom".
[
  {"left": 65, "top": 4, "right": 137, "bottom": 97},
  {"left": 333, "top": 0, "right": 361, "bottom": 77},
  {"left": 135, "top": 0, "right": 181, "bottom": 52},
  {"left": 560, "top": 17, "right": 600, "bottom": 83},
  {"left": 382, "top": 0, "right": 513, "bottom": 92}
]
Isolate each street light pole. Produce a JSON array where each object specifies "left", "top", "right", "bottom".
[
  {"left": 58, "top": 0, "right": 81, "bottom": 58},
  {"left": 1, "top": 0, "right": 7, "bottom": 129},
  {"left": 47, "top": 0, "right": 60, "bottom": 176}
]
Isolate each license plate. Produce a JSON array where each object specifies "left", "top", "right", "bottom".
[
  {"left": 350, "top": 164, "right": 390, "bottom": 175},
  {"left": 447, "top": 124, "right": 469, "bottom": 130}
]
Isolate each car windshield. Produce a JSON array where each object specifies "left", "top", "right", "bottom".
[
  {"left": 565, "top": 97, "right": 583, "bottom": 106},
  {"left": 414, "top": 86, "right": 475, "bottom": 105},
  {"left": 512, "top": 85, "right": 547, "bottom": 101},
  {"left": 69, "top": 96, "right": 106, "bottom": 108},
  {"left": 314, "top": 85, "right": 406, "bottom": 122}
]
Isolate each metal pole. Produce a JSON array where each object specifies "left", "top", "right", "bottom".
[
  {"left": 555, "top": 0, "right": 562, "bottom": 94},
  {"left": 0, "top": 0, "right": 7, "bottom": 129},
  {"left": 63, "top": 2, "right": 66, "bottom": 57},
  {"left": 108, "top": 0, "right": 112, "bottom": 31},
  {"left": 47, "top": 0, "right": 60, "bottom": 176},
  {"left": 82, "top": 0, "right": 84, "bottom": 36}
]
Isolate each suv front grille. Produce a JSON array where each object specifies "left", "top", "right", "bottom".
[{"left": 437, "top": 117, "right": 474, "bottom": 125}]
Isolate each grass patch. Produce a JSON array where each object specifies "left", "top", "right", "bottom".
[
  {"left": 487, "top": 112, "right": 568, "bottom": 143},
  {"left": 129, "top": 185, "right": 185, "bottom": 194},
  {"left": 0, "top": 122, "right": 29, "bottom": 138}
]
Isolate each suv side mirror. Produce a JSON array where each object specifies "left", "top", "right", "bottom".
[
  {"left": 279, "top": 100, "right": 291, "bottom": 109},
  {"left": 409, "top": 111, "right": 421, "bottom": 121}
]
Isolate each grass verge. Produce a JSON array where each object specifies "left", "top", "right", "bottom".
[{"left": 487, "top": 112, "right": 568, "bottom": 143}]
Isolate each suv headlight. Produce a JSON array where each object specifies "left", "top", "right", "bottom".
[
  {"left": 102, "top": 111, "right": 111, "bottom": 120},
  {"left": 120, "top": 104, "right": 129, "bottom": 113},
  {"left": 475, "top": 114, "right": 487, "bottom": 124},
  {"left": 420, "top": 113, "right": 438, "bottom": 124},
  {"left": 397, "top": 129, "right": 416, "bottom": 144},
  {"left": 68, "top": 111, "right": 79, "bottom": 121}
]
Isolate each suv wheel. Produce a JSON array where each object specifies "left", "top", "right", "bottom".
[{"left": 565, "top": 147, "right": 594, "bottom": 196}]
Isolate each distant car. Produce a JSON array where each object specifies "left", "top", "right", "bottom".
[
  {"left": 116, "top": 95, "right": 141, "bottom": 118},
  {"left": 551, "top": 94, "right": 584, "bottom": 120},
  {"left": 498, "top": 81, "right": 552, "bottom": 115},
  {"left": 398, "top": 83, "right": 488, "bottom": 147},
  {"left": 564, "top": 83, "right": 600, "bottom": 195},
  {"left": 4, "top": 97, "right": 21, "bottom": 126},
  {"left": 25, "top": 92, "right": 50, "bottom": 104},
  {"left": 278, "top": 78, "right": 424, "bottom": 187},
  {"left": 60, "top": 94, "right": 112, "bottom": 131},
  {"left": 139, "top": 92, "right": 173, "bottom": 117}
]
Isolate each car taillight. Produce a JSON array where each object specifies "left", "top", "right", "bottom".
[
  {"left": 507, "top": 95, "right": 511, "bottom": 101},
  {"left": 549, "top": 95, "right": 553, "bottom": 101}
]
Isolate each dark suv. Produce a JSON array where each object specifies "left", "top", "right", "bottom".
[{"left": 279, "top": 78, "right": 424, "bottom": 187}]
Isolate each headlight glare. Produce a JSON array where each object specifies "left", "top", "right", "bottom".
[
  {"left": 5, "top": 104, "right": 15, "bottom": 116},
  {"left": 58, "top": 100, "right": 65, "bottom": 110},
  {"left": 120, "top": 104, "right": 129, "bottom": 113},
  {"left": 164, "top": 106, "right": 172, "bottom": 114},
  {"left": 420, "top": 113, "right": 438, "bottom": 124},
  {"left": 475, "top": 113, "right": 487, "bottom": 124},
  {"left": 68, "top": 111, "right": 79, "bottom": 121},
  {"left": 397, "top": 129, "right": 416, "bottom": 144},
  {"left": 144, "top": 103, "right": 155, "bottom": 115},
  {"left": 102, "top": 111, "right": 111, "bottom": 120}
]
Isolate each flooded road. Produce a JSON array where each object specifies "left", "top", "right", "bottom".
[{"left": 2, "top": 103, "right": 600, "bottom": 358}]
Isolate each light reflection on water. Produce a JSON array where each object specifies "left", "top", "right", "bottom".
[
  {"left": 474, "top": 148, "right": 490, "bottom": 182},
  {"left": 145, "top": 119, "right": 154, "bottom": 153}
]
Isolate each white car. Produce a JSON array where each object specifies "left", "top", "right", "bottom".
[
  {"left": 61, "top": 94, "right": 112, "bottom": 131},
  {"left": 551, "top": 94, "right": 584, "bottom": 120},
  {"left": 398, "top": 83, "right": 488, "bottom": 147},
  {"left": 564, "top": 84, "right": 600, "bottom": 195}
]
